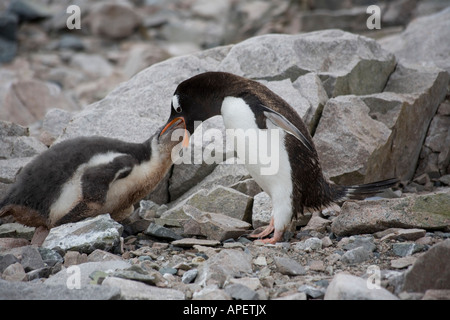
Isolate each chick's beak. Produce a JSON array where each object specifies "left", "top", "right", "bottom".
[{"left": 160, "top": 117, "right": 190, "bottom": 148}]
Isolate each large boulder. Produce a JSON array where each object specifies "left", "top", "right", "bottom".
[
  {"left": 331, "top": 188, "right": 450, "bottom": 236},
  {"left": 379, "top": 7, "right": 450, "bottom": 74}
]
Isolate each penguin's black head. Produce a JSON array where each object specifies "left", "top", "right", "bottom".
[{"left": 160, "top": 72, "right": 241, "bottom": 146}]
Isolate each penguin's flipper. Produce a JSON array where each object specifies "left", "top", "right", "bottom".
[
  {"left": 81, "top": 154, "right": 137, "bottom": 203},
  {"left": 262, "top": 108, "right": 313, "bottom": 152}
]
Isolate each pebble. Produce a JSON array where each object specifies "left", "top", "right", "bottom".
[
  {"left": 274, "top": 257, "right": 306, "bottom": 276},
  {"left": 340, "top": 246, "right": 373, "bottom": 264}
]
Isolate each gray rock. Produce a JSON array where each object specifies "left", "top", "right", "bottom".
[
  {"left": 365, "top": 63, "right": 449, "bottom": 182},
  {"left": 0, "top": 254, "right": 19, "bottom": 273},
  {"left": 144, "top": 223, "right": 182, "bottom": 241},
  {"left": 1, "top": 262, "right": 26, "bottom": 281},
  {"left": 195, "top": 249, "right": 253, "bottom": 286},
  {"left": 45, "top": 260, "right": 131, "bottom": 287},
  {"left": 298, "top": 284, "right": 326, "bottom": 299},
  {"left": 224, "top": 283, "right": 259, "bottom": 300},
  {"left": 294, "top": 237, "right": 323, "bottom": 252},
  {"left": 274, "top": 257, "right": 306, "bottom": 276},
  {"left": 218, "top": 30, "right": 395, "bottom": 97},
  {"left": 0, "top": 278, "right": 120, "bottom": 300},
  {"left": 1, "top": 79, "right": 77, "bottom": 127},
  {"left": 171, "top": 238, "right": 221, "bottom": 248},
  {"left": 325, "top": 273, "right": 398, "bottom": 300},
  {"left": 341, "top": 246, "right": 373, "bottom": 264},
  {"left": 230, "top": 178, "right": 262, "bottom": 198},
  {"left": 174, "top": 186, "right": 253, "bottom": 223},
  {"left": 252, "top": 192, "right": 272, "bottom": 230},
  {"left": 0, "top": 157, "right": 33, "bottom": 184},
  {"left": 42, "top": 214, "right": 123, "bottom": 254},
  {"left": 0, "top": 223, "right": 35, "bottom": 240},
  {"left": 102, "top": 276, "right": 185, "bottom": 300},
  {"left": 313, "top": 95, "right": 391, "bottom": 184},
  {"left": 332, "top": 189, "right": 450, "bottom": 236},
  {"left": 342, "top": 235, "right": 376, "bottom": 252},
  {"left": 86, "top": 2, "right": 142, "bottom": 40},
  {"left": 182, "top": 268, "right": 198, "bottom": 284},
  {"left": 403, "top": 239, "right": 450, "bottom": 292},
  {"left": 192, "top": 285, "right": 232, "bottom": 300},
  {"left": 181, "top": 205, "right": 251, "bottom": 241},
  {"left": 379, "top": 7, "right": 450, "bottom": 74}
]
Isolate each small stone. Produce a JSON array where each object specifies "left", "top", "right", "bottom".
[
  {"left": 182, "top": 268, "right": 198, "bottom": 284},
  {"left": 192, "top": 285, "right": 232, "bottom": 300},
  {"left": 302, "top": 216, "right": 331, "bottom": 233},
  {"left": 294, "top": 237, "right": 322, "bottom": 252},
  {"left": 171, "top": 238, "right": 221, "bottom": 248},
  {"left": 380, "top": 228, "right": 427, "bottom": 241},
  {"left": 145, "top": 223, "right": 182, "bottom": 241},
  {"left": 298, "top": 284, "right": 326, "bottom": 299},
  {"left": 224, "top": 283, "right": 259, "bottom": 300},
  {"left": 392, "top": 243, "right": 425, "bottom": 257},
  {"left": 321, "top": 236, "right": 333, "bottom": 248},
  {"left": 274, "top": 257, "right": 306, "bottom": 276},
  {"left": 275, "top": 292, "right": 307, "bottom": 300},
  {"left": 342, "top": 235, "right": 376, "bottom": 252},
  {"left": 253, "top": 256, "right": 267, "bottom": 266},
  {"left": 1, "top": 262, "right": 26, "bottom": 281},
  {"left": 422, "top": 289, "right": 450, "bottom": 300},
  {"left": 341, "top": 247, "right": 373, "bottom": 264},
  {"left": 0, "top": 254, "right": 19, "bottom": 273},
  {"left": 391, "top": 256, "right": 417, "bottom": 269},
  {"left": 308, "top": 260, "right": 325, "bottom": 272}
]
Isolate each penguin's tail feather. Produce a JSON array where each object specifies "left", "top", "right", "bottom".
[{"left": 331, "top": 178, "right": 399, "bottom": 202}]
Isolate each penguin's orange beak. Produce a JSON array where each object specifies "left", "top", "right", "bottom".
[{"left": 160, "top": 117, "right": 190, "bottom": 148}]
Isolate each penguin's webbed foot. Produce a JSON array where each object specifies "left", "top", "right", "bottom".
[
  {"left": 31, "top": 226, "right": 50, "bottom": 246},
  {"left": 256, "top": 230, "right": 284, "bottom": 244},
  {"left": 249, "top": 217, "right": 274, "bottom": 239}
]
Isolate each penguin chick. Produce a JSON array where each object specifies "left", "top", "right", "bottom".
[
  {"left": 0, "top": 120, "right": 184, "bottom": 244},
  {"left": 160, "top": 72, "right": 399, "bottom": 244}
]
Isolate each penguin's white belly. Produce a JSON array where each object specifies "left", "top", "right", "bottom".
[{"left": 221, "top": 96, "right": 294, "bottom": 231}]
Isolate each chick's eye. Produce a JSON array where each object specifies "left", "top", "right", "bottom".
[{"left": 176, "top": 107, "right": 182, "bottom": 113}]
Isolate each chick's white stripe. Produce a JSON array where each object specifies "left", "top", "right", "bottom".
[{"left": 49, "top": 151, "right": 126, "bottom": 224}]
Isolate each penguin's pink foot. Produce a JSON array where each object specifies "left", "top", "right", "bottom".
[
  {"left": 31, "top": 226, "right": 49, "bottom": 246},
  {"left": 257, "top": 230, "right": 284, "bottom": 244},
  {"left": 249, "top": 217, "right": 274, "bottom": 239}
]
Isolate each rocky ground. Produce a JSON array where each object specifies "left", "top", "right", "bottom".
[{"left": 1, "top": 0, "right": 450, "bottom": 300}]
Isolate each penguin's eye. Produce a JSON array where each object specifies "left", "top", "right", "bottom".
[{"left": 172, "top": 95, "right": 182, "bottom": 113}]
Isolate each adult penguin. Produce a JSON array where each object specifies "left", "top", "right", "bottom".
[{"left": 161, "top": 72, "right": 398, "bottom": 243}]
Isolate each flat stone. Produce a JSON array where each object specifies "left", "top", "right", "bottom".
[
  {"left": 324, "top": 273, "right": 398, "bottom": 300},
  {"left": 102, "top": 276, "right": 184, "bottom": 300},
  {"left": 0, "top": 278, "right": 120, "bottom": 300},
  {"left": 340, "top": 247, "right": 373, "bottom": 264},
  {"left": 42, "top": 214, "right": 123, "bottom": 254},
  {"left": 171, "top": 238, "right": 221, "bottom": 248},
  {"left": 181, "top": 205, "right": 251, "bottom": 241},
  {"left": 274, "top": 257, "right": 306, "bottom": 276},
  {"left": 144, "top": 223, "right": 182, "bottom": 241},
  {"left": 331, "top": 189, "right": 450, "bottom": 236},
  {"left": 391, "top": 256, "right": 416, "bottom": 269}
]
